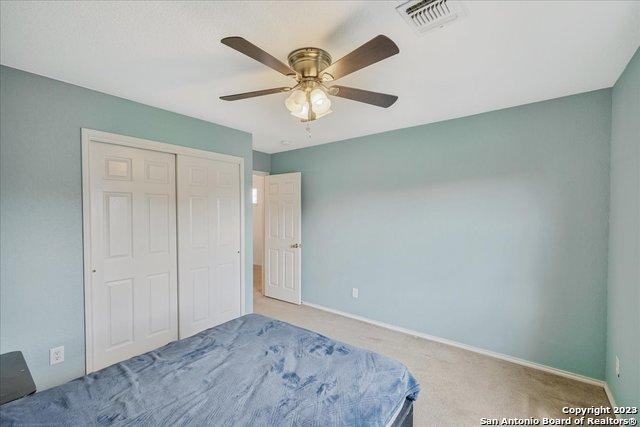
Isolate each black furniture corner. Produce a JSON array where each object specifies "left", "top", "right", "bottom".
[
  {"left": 0, "top": 351, "right": 36, "bottom": 405},
  {"left": 391, "top": 398, "right": 414, "bottom": 427}
]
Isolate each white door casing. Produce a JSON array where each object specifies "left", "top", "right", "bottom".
[
  {"left": 177, "top": 155, "right": 242, "bottom": 338},
  {"left": 252, "top": 173, "right": 266, "bottom": 266},
  {"left": 264, "top": 172, "right": 301, "bottom": 304},
  {"left": 87, "top": 142, "right": 178, "bottom": 371}
]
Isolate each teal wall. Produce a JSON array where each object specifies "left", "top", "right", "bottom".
[
  {"left": 0, "top": 66, "right": 254, "bottom": 390},
  {"left": 607, "top": 48, "right": 640, "bottom": 414},
  {"left": 2, "top": 56, "right": 635, "bottom": 396},
  {"left": 272, "top": 89, "right": 612, "bottom": 380},
  {"left": 253, "top": 150, "right": 271, "bottom": 173}
]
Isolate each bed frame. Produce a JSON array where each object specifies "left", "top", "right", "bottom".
[{"left": 391, "top": 398, "right": 414, "bottom": 427}]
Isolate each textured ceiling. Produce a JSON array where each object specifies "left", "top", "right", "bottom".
[{"left": 1, "top": 1, "right": 639, "bottom": 153}]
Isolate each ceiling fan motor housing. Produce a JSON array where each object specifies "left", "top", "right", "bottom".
[{"left": 287, "top": 48, "right": 332, "bottom": 78}]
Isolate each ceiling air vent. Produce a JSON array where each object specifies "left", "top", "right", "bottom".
[{"left": 396, "top": 0, "right": 463, "bottom": 34}]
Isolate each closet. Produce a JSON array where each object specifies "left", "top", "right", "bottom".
[{"left": 83, "top": 130, "right": 243, "bottom": 372}]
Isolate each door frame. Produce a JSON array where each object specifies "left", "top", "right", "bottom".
[
  {"left": 81, "top": 128, "right": 246, "bottom": 373},
  {"left": 252, "top": 170, "right": 269, "bottom": 295}
]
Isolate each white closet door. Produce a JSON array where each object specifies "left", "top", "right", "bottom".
[
  {"left": 264, "top": 172, "right": 302, "bottom": 304},
  {"left": 88, "top": 142, "right": 178, "bottom": 371},
  {"left": 177, "top": 155, "right": 241, "bottom": 338}
]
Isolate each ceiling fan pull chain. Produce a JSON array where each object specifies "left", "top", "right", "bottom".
[{"left": 305, "top": 122, "right": 312, "bottom": 139}]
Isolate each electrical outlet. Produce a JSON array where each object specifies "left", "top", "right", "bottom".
[
  {"left": 616, "top": 355, "right": 620, "bottom": 378},
  {"left": 50, "top": 346, "right": 64, "bottom": 365},
  {"left": 352, "top": 288, "right": 359, "bottom": 298}
]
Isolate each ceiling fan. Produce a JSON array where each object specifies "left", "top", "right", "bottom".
[{"left": 220, "top": 35, "right": 399, "bottom": 122}]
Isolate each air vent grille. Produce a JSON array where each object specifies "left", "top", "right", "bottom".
[{"left": 396, "top": 0, "right": 461, "bottom": 34}]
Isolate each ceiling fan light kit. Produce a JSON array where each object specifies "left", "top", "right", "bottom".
[
  {"left": 285, "top": 86, "right": 332, "bottom": 121},
  {"left": 220, "top": 35, "right": 399, "bottom": 125}
]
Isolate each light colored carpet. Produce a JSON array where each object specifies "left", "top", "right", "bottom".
[{"left": 252, "top": 266, "right": 612, "bottom": 426}]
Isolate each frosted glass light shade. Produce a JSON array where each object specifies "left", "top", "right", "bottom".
[
  {"left": 285, "top": 87, "right": 332, "bottom": 121},
  {"left": 290, "top": 102, "right": 309, "bottom": 120},
  {"left": 285, "top": 90, "right": 307, "bottom": 114},
  {"left": 310, "top": 88, "right": 331, "bottom": 115}
]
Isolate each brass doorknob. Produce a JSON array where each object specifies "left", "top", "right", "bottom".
[{"left": 291, "top": 243, "right": 302, "bottom": 248}]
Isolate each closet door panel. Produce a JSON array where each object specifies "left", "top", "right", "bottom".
[
  {"left": 89, "top": 142, "right": 178, "bottom": 371},
  {"left": 177, "top": 155, "right": 241, "bottom": 338}
]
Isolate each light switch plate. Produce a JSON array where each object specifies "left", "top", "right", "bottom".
[
  {"left": 50, "top": 346, "right": 64, "bottom": 365},
  {"left": 352, "top": 288, "right": 359, "bottom": 298}
]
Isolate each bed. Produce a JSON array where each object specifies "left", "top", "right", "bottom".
[{"left": 0, "top": 314, "right": 419, "bottom": 426}]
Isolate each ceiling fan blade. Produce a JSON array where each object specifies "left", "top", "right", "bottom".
[
  {"left": 220, "top": 87, "right": 290, "bottom": 101},
  {"left": 221, "top": 37, "right": 297, "bottom": 77},
  {"left": 320, "top": 35, "right": 399, "bottom": 81},
  {"left": 330, "top": 85, "right": 398, "bottom": 108}
]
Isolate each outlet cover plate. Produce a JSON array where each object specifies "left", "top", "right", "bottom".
[{"left": 50, "top": 346, "right": 64, "bottom": 365}]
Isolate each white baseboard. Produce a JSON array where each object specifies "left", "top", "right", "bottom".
[
  {"left": 302, "top": 300, "right": 605, "bottom": 388},
  {"left": 603, "top": 383, "right": 620, "bottom": 417}
]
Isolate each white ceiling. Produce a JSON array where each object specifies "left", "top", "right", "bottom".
[{"left": 1, "top": 1, "right": 638, "bottom": 153}]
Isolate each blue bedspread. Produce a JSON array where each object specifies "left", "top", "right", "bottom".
[{"left": 1, "top": 314, "right": 419, "bottom": 426}]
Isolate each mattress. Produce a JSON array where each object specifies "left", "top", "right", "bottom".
[{"left": 0, "top": 314, "right": 419, "bottom": 426}]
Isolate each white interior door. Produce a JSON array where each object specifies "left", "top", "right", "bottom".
[
  {"left": 264, "top": 172, "right": 301, "bottom": 304},
  {"left": 177, "top": 155, "right": 242, "bottom": 338},
  {"left": 88, "top": 142, "right": 178, "bottom": 371}
]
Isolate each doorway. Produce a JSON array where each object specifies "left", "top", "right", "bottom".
[{"left": 252, "top": 171, "right": 302, "bottom": 305}]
